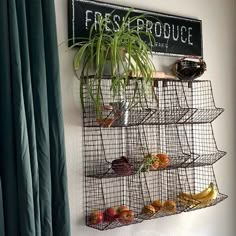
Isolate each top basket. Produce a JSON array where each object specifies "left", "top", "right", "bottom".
[{"left": 82, "top": 77, "right": 223, "bottom": 127}]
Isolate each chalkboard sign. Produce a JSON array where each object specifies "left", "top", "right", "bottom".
[{"left": 68, "top": 0, "right": 203, "bottom": 57}]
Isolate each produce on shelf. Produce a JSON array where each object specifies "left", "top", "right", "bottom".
[
  {"left": 178, "top": 183, "right": 218, "bottom": 208},
  {"left": 104, "top": 207, "right": 118, "bottom": 223},
  {"left": 103, "top": 205, "right": 134, "bottom": 224},
  {"left": 139, "top": 153, "right": 170, "bottom": 172},
  {"left": 139, "top": 154, "right": 159, "bottom": 172},
  {"left": 162, "top": 200, "right": 177, "bottom": 213},
  {"left": 118, "top": 210, "right": 134, "bottom": 224},
  {"left": 156, "top": 154, "right": 170, "bottom": 168},
  {"left": 89, "top": 210, "right": 104, "bottom": 225},
  {"left": 116, "top": 205, "right": 129, "bottom": 214},
  {"left": 111, "top": 156, "right": 134, "bottom": 176},
  {"left": 151, "top": 199, "right": 163, "bottom": 212},
  {"left": 142, "top": 205, "right": 156, "bottom": 216}
]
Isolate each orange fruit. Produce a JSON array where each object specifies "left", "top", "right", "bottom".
[
  {"left": 163, "top": 200, "right": 177, "bottom": 213},
  {"left": 151, "top": 200, "right": 163, "bottom": 212}
]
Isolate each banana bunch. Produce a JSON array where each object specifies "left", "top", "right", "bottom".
[{"left": 178, "top": 183, "right": 218, "bottom": 209}]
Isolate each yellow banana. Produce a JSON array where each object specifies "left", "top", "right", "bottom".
[
  {"left": 178, "top": 183, "right": 218, "bottom": 208},
  {"left": 194, "top": 186, "right": 218, "bottom": 204},
  {"left": 179, "top": 183, "right": 214, "bottom": 200},
  {"left": 191, "top": 188, "right": 218, "bottom": 209},
  {"left": 178, "top": 196, "right": 196, "bottom": 207}
]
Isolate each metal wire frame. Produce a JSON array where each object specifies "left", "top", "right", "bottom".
[
  {"left": 84, "top": 176, "right": 143, "bottom": 230},
  {"left": 130, "top": 170, "right": 187, "bottom": 221},
  {"left": 83, "top": 125, "right": 227, "bottom": 230},
  {"left": 177, "top": 80, "right": 224, "bottom": 123},
  {"left": 81, "top": 77, "right": 227, "bottom": 230},
  {"left": 176, "top": 123, "right": 226, "bottom": 167},
  {"left": 83, "top": 125, "right": 190, "bottom": 178},
  {"left": 84, "top": 166, "right": 227, "bottom": 230},
  {"left": 83, "top": 123, "right": 226, "bottom": 179},
  {"left": 82, "top": 77, "right": 152, "bottom": 127},
  {"left": 82, "top": 77, "right": 224, "bottom": 127},
  {"left": 177, "top": 166, "right": 228, "bottom": 212}
]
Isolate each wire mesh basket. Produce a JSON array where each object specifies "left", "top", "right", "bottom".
[
  {"left": 177, "top": 80, "right": 224, "bottom": 123},
  {"left": 177, "top": 166, "right": 228, "bottom": 212},
  {"left": 177, "top": 123, "right": 226, "bottom": 167},
  {"left": 82, "top": 77, "right": 190, "bottom": 127},
  {"left": 144, "top": 79, "right": 223, "bottom": 124},
  {"left": 82, "top": 77, "right": 227, "bottom": 230},
  {"left": 82, "top": 78, "right": 223, "bottom": 127},
  {"left": 84, "top": 176, "right": 143, "bottom": 230},
  {"left": 130, "top": 166, "right": 227, "bottom": 221},
  {"left": 82, "top": 77, "right": 152, "bottom": 127},
  {"left": 84, "top": 166, "right": 227, "bottom": 230},
  {"left": 142, "top": 80, "right": 189, "bottom": 124},
  {"left": 131, "top": 170, "right": 187, "bottom": 221},
  {"left": 127, "top": 125, "right": 191, "bottom": 171},
  {"left": 83, "top": 123, "right": 225, "bottom": 179},
  {"left": 84, "top": 125, "right": 189, "bottom": 178}
]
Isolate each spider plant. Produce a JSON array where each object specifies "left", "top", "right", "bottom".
[{"left": 71, "top": 9, "right": 157, "bottom": 119}]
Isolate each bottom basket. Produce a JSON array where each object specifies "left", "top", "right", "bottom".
[
  {"left": 130, "top": 170, "right": 187, "bottom": 221},
  {"left": 84, "top": 166, "right": 228, "bottom": 230},
  {"left": 177, "top": 166, "right": 228, "bottom": 212},
  {"left": 85, "top": 176, "right": 143, "bottom": 230}
]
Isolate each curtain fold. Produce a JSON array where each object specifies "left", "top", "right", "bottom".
[
  {"left": 0, "top": 179, "right": 5, "bottom": 236},
  {"left": 0, "top": 0, "right": 20, "bottom": 235},
  {"left": 0, "top": 0, "right": 71, "bottom": 235}
]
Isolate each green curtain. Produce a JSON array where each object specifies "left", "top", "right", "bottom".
[
  {"left": 0, "top": 180, "right": 4, "bottom": 236},
  {"left": 0, "top": 0, "right": 71, "bottom": 235}
]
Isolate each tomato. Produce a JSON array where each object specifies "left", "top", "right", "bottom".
[{"left": 155, "top": 153, "right": 170, "bottom": 168}]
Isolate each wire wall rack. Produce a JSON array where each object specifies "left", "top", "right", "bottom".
[{"left": 82, "top": 77, "right": 227, "bottom": 230}]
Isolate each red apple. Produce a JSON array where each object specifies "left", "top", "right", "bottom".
[
  {"left": 89, "top": 210, "right": 104, "bottom": 225},
  {"left": 118, "top": 210, "right": 134, "bottom": 224},
  {"left": 104, "top": 207, "right": 118, "bottom": 222},
  {"left": 116, "top": 205, "right": 129, "bottom": 214}
]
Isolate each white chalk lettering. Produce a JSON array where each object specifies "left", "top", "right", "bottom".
[
  {"left": 113, "top": 15, "right": 120, "bottom": 32},
  {"left": 85, "top": 10, "right": 93, "bottom": 30},
  {"left": 146, "top": 20, "right": 153, "bottom": 34},
  {"left": 83, "top": 10, "right": 196, "bottom": 46},
  {"left": 164, "top": 23, "right": 171, "bottom": 39},
  {"left": 154, "top": 22, "right": 162, "bottom": 37},
  {"left": 94, "top": 11, "right": 102, "bottom": 31},
  {"left": 172, "top": 24, "right": 179, "bottom": 41},
  {"left": 181, "top": 26, "right": 187, "bottom": 43},
  {"left": 137, "top": 19, "right": 145, "bottom": 32},
  {"left": 121, "top": 16, "right": 131, "bottom": 31},
  {"left": 105, "top": 13, "right": 112, "bottom": 31},
  {"left": 188, "top": 27, "right": 193, "bottom": 45}
]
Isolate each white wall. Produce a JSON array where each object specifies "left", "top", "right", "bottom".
[{"left": 56, "top": 0, "right": 236, "bottom": 235}]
